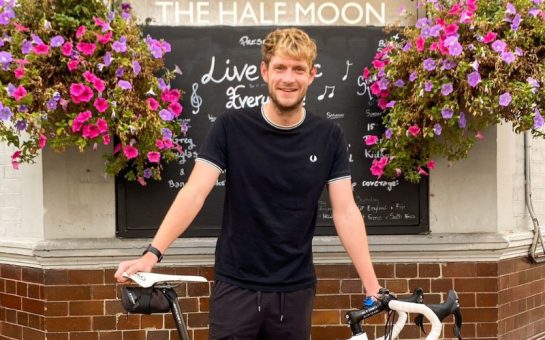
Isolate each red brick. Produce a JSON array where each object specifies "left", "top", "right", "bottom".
[
  {"left": 22, "top": 268, "right": 44, "bottom": 284},
  {"left": 314, "top": 295, "right": 351, "bottom": 309},
  {"left": 45, "top": 317, "right": 91, "bottom": 332},
  {"left": 44, "top": 270, "right": 69, "bottom": 285},
  {"left": 93, "top": 316, "right": 117, "bottom": 331},
  {"left": 315, "top": 265, "right": 351, "bottom": 279},
  {"left": 70, "top": 332, "right": 99, "bottom": 340},
  {"left": 91, "top": 286, "right": 116, "bottom": 300},
  {"left": 317, "top": 279, "right": 341, "bottom": 294},
  {"left": 396, "top": 263, "right": 417, "bottom": 278},
  {"left": 140, "top": 314, "right": 164, "bottom": 329},
  {"left": 312, "top": 310, "right": 340, "bottom": 325},
  {"left": 70, "top": 301, "right": 104, "bottom": 316},
  {"left": 443, "top": 263, "right": 477, "bottom": 277},
  {"left": 187, "top": 282, "right": 209, "bottom": 297},
  {"left": 1, "top": 265, "right": 22, "bottom": 281},
  {"left": 455, "top": 278, "right": 498, "bottom": 292},
  {"left": 419, "top": 263, "right": 440, "bottom": 278},
  {"left": 45, "top": 286, "right": 91, "bottom": 301},
  {"left": 0, "top": 293, "right": 21, "bottom": 309},
  {"left": 68, "top": 270, "right": 104, "bottom": 285},
  {"left": 187, "top": 312, "right": 208, "bottom": 328},
  {"left": 45, "top": 302, "right": 68, "bottom": 316},
  {"left": 374, "top": 264, "right": 395, "bottom": 278},
  {"left": 22, "top": 327, "right": 45, "bottom": 340}
]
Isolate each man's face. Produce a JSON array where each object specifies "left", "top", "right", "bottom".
[{"left": 261, "top": 53, "right": 316, "bottom": 113}]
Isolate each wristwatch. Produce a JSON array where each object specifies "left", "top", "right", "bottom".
[{"left": 142, "top": 244, "right": 163, "bottom": 262}]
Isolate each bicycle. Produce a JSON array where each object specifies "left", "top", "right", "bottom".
[
  {"left": 346, "top": 288, "right": 463, "bottom": 340},
  {"left": 121, "top": 272, "right": 463, "bottom": 340}
]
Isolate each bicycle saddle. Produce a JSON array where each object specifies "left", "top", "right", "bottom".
[{"left": 123, "top": 272, "right": 207, "bottom": 288}]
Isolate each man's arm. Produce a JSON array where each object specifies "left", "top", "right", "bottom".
[
  {"left": 328, "top": 178, "right": 381, "bottom": 297},
  {"left": 114, "top": 161, "right": 220, "bottom": 282}
]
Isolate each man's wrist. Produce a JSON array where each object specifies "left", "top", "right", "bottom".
[{"left": 142, "top": 244, "right": 163, "bottom": 262}]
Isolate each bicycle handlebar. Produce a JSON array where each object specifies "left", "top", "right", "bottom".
[{"left": 345, "top": 288, "right": 463, "bottom": 340}]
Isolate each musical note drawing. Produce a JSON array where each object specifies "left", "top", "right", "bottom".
[
  {"left": 190, "top": 82, "right": 203, "bottom": 114},
  {"left": 317, "top": 85, "right": 335, "bottom": 100},
  {"left": 342, "top": 60, "right": 353, "bottom": 81}
]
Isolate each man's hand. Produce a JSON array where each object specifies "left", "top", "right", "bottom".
[{"left": 114, "top": 253, "right": 158, "bottom": 283}]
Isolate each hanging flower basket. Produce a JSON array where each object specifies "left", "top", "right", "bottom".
[
  {"left": 0, "top": 0, "right": 186, "bottom": 185},
  {"left": 365, "top": 0, "right": 545, "bottom": 182}
]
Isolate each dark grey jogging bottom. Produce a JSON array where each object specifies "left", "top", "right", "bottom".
[{"left": 208, "top": 281, "right": 315, "bottom": 340}]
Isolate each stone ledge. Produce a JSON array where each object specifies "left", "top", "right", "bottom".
[{"left": 0, "top": 231, "right": 542, "bottom": 269}]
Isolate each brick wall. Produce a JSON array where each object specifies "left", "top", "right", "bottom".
[{"left": 1, "top": 258, "right": 545, "bottom": 340}]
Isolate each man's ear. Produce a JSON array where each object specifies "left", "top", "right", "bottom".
[
  {"left": 308, "top": 65, "right": 317, "bottom": 85},
  {"left": 260, "top": 61, "right": 268, "bottom": 82}
]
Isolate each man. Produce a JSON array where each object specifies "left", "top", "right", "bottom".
[{"left": 115, "top": 27, "right": 381, "bottom": 339}]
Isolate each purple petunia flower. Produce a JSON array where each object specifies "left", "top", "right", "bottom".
[
  {"left": 116, "top": 67, "right": 124, "bottom": 78},
  {"left": 429, "top": 25, "right": 442, "bottom": 37},
  {"left": 104, "top": 52, "right": 112, "bottom": 66},
  {"left": 394, "top": 79, "right": 405, "bottom": 87},
  {"left": 501, "top": 52, "right": 515, "bottom": 64},
  {"left": 467, "top": 71, "right": 481, "bottom": 87},
  {"left": 409, "top": 71, "right": 418, "bottom": 82},
  {"left": 21, "top": 40, "right": 32, "bottom": 54},
  {"left": 385, "top": 129, "right": 393, "bottom": 139},
  {"left": 132, "top": 60, "right": 141, "bottom": 76},
  {"left": 378, "top": 78, "right": 389, "bottom": 90},
  {"left": 442, "top": 59, "right": 457, "bottom": 70},
  {"left": 117, "top": 80, "right": 132, "bottom": 90},
  {"left": 50, "top": 35, "right": 64, "bottom": 47},
  {"left": 529, "top": 8, "right": 541, "bottom": 17},
  {"left": 441, "top": 83, "right": 453, "bottom": 96},
  {"left": 515, "top": 47, "right": 524, "bottom": 56},
  {"left": 0, "top": 51, "right": 11, "bottom": 64},
  {"left": 421, "top": 27, "right": 431, "bottom": 38},
  {"left": 441, "top": 108, "right": 454, "bottom": 119},
  {"left": 7, "top": 83, "right": 15, "bottom": 96},
  {"left": 158, "top": 78, "right": 168, "bottom": 91},
  {"left": 491, "top": 40, "right": 507, "bottom": 53},
  {"left": 433, "top": 123, "right": 442, "bottom": 135},
  {"left": 425, "top": 81, "right": 433, "bottom": 92},
  {"left": 112, "top": 36, "right": 127, "bottom": 53},
  {"left": 159, "top": 109, "right": 174, "bottom": 121},
  {"left": 162, "top": 128, "right": 173, "bottom": 139},
  {"left": 415, "top": 17, "right": 430, "bottom": 28},
  {"left": 0, "top": 10, "right": 13, "bottom": 25},
  {"left": 386, "top": 101, "right": 396, "bottom": 108},
  {"left": 512, "top": 14, "right": 522, "bottom": 30},
  {"left": 527, "top": 77, "right": 540, "bottom": 88},
  {"left": 31, "top": 33, "right": 43, "bottom": 45},
  {"left": 534, "top": 109, "right": 544, "bottom": 129},
  {"left": 423, "top": 58, "right": 436, "bottom": 71},
  {"left": 499, "top": 92, "right": 512, "bottom": 106},
  {"left": 15, "top": 120, "right": 27, "bottom": 131},
  {"left": 506, "top": 3, "right": 517, "bottom": 14},
  {"left": 46, "top": 99, "right": 57, "bottom": 110},
  {"left": 402, "top": 42, "right": 412, "bottom": 52},
  {"left": 458, "top": 112, "right": 467, "bottom": 128},
  {"left": 449, "top": 42, "right": 463, "bottom": 56},
  {"left": 0, "top": 106, "right": 13, "bottom": 121},
  {"left": 18, "top": 104, "right": 28, "bottom": 113},
  {"left": 143, "top": 168, "right": 153, "bottom": 179}
]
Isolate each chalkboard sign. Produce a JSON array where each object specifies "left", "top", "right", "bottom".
[{"left": 116, "top": 26, "right": 429, "bottom": 238}]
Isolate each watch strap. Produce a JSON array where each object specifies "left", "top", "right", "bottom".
[{"left": 143, "top": 244, "right": 163, "bottom": 262}]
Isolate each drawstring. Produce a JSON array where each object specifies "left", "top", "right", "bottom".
[
  {"left": 256, "top": 290, "right": 285, "bottom": 322},
  {"left": 279, "top": 292, "right": 285, "bottom": 322}
]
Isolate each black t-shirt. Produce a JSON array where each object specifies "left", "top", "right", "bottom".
[{"left": 196, "top": 105, "right": 350, "bottom": 292}]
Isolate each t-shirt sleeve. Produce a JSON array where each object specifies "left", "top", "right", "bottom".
[
  {"left": 195, "top": 114, "right": 227, "bottom": 172},
  {"left": 327, "top": 125, "right": 351, "bottom": 183}
]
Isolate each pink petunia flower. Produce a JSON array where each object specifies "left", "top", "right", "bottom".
[
  {"left": 74, "top": 110, "right": 92, "bottom": 123},
  {"left": 365, "top": 135, "right": 379, "bottom": 146},
  {"left": 426, "top": 160, "right": 436, "bottom": 170},
  {"left": 169, "top": 102, "right": 183, "bottom": 117},
  {"left": 76, "top": 25, "right": 86, "bottom": 39},
  {"left": 67, "top": 60, "right": 79, "bottom": 72},
  {"left": 96, "top": 118, "right": 108, "bottom": 133},
  {"left": 161, "top": 89, "right": 181, "bottom": 103},
  {"left": 14, "top": 67, "right": 25, "bottom": 79},
  {"left": 13, "top": 85, "right": 27, "bottom": 101},
  {"left": 92, "top": 78, "right": 105, "bottom": 93},
  {"left": 147, "top": 151, "right": 161, "bottom": 163},
  {"left": 363, "top": 67, "right": 370, "bottom": 79},
  {"left": 93, "top": 98, "right": 109, "bottom": 113},
  {"left": 95, "top": 31, "right": 112, "bottom": 45},
  {"left": 147, "top": 97, "right": 160, "bottom": 111},
  {"left": 70, "top": 83, "right": 94, "bottom": 103},
  {"left": 408, "top": 125, "right": 421, "bottom": 137},
  {"left": 82, "top": 124, "right": 101, "bottom": 139},
  {"left": 102, "top": 134, "right": 111, "bottom": 145},
  {"left": 123, "top": 145, "right": 139, "bottom": 159},
  {"left": 61, "top": 42, "right": 73, "bottom": 56},
  {"left": 38, "top": 134, "right": 47, "bottom": 149},
  {"left": 33, "top": 44, "right": 50, "bottom": 55},
  {"left": 76, "top": 42, "right": 97, "bottom": 56}
]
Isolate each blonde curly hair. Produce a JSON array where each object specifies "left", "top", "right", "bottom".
[{"left": 261, "top": 28, "right": 317, "bottom": 70}]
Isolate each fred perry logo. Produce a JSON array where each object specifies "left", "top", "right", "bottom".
[{"left": 309, "top": 155, "right": 318, "bottom": 163}]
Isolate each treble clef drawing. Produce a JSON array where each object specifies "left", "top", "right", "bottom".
[{"left": 191, "top": 82, "right": 203, "bottom": 114}]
